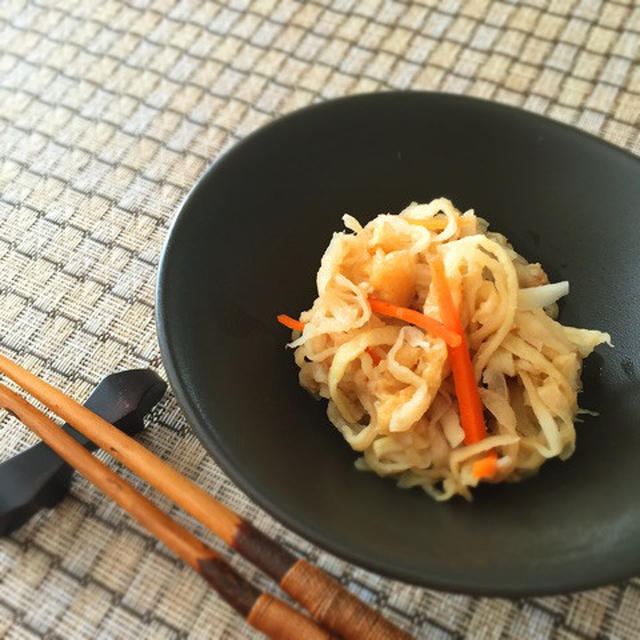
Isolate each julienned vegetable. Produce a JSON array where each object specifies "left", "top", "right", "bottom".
[
  {"left": 405, "top": 217, "right": 448, "bottom": 231},
  {"left": 280, "top": 199, "right": 611, "bottom": 501},
  {"left": 368, "top": 297, "right": 462, "bottom": 348},
  {"left": 471, "top": 450, "right": 498, "bottom": 479},
  {"left": 429, "top": 255, "right": 488, "bottom": 446},
  {"left": 517, "top": 281, "right": 569, "bottom": 310},
  {"left": 365, "top": 347, "right": 382, "bottom": 365},
  {"left": 278, "top": 301, "right": 461, "bottom": 350},
  {"left": 278, "top": 265, "right": 490, "bottom": 463},
  {"left": 277, "top": 314, "right": 305, "bottom": 332}
]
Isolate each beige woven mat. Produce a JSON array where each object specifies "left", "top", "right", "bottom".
[{"left": 0, "top": 0, "right": 638, "bottom": 638}]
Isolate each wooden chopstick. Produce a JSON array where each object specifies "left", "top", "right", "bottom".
[
  {"left": 0, "top": 354, "right": 412, "bottom": 640},
  {"left": 0, "top": 383, "right": 332, "bottom": 640}
]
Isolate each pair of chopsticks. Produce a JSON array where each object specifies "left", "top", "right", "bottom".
[{"left": 0, "top": 354, "right": 411, "bottom": 640}]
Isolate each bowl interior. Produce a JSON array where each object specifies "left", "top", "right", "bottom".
[{"left": 157, "top": 93, "right": 640, "bottom": 595}]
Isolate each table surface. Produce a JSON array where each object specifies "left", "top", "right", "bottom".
[{"left": 0, "top": 1, "right": 638, "bottom": 638}]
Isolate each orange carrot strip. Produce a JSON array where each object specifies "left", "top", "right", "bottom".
[
  {"left": 472, "top": 450, "right": 498, "bottom": 479},
  {"left": 277, "top": 314, "right": 306, "bottom": 332},
  {"left": 429, "top": 255, "right": 487, "bottom": 445},
  {"left": 405, "top": 217, "right": 449, "bottom": 231},
  {"left": 368, "top": 297, "right": 461, "bottom": 348},
  {"left": 365, "top": 347, "right": 382, "bottom": 365}
]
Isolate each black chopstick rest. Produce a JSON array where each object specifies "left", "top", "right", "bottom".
[{"left": 0, "top": 369, "right": 167, "bottom": 536}]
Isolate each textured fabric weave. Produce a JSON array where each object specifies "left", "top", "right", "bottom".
[{"left": 0, "top": 0, "right": 638, "bottom": 638}]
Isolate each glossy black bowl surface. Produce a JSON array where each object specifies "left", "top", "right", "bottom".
[{"left": 156, "top": 92, "right": 640, "bottom": 596}]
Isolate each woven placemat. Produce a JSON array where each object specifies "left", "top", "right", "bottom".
[{"left": 0, "top": 0, "right": 638, "bottom": 638}]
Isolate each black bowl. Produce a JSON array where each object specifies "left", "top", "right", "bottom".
[{"left": 156, "top": 92, "right": 640, "bottom": 596}]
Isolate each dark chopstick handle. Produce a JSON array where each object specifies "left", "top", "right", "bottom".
[
  {"left": 231, "top": 521, "right": 412, "bottom": 640},
  {"left": 198, "top": 559, "right": 333, "bottom": 639}
]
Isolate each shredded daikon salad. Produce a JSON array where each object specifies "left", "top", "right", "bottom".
[{"left": 278, "top": 199, "right": 611, "bottom": 501}]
